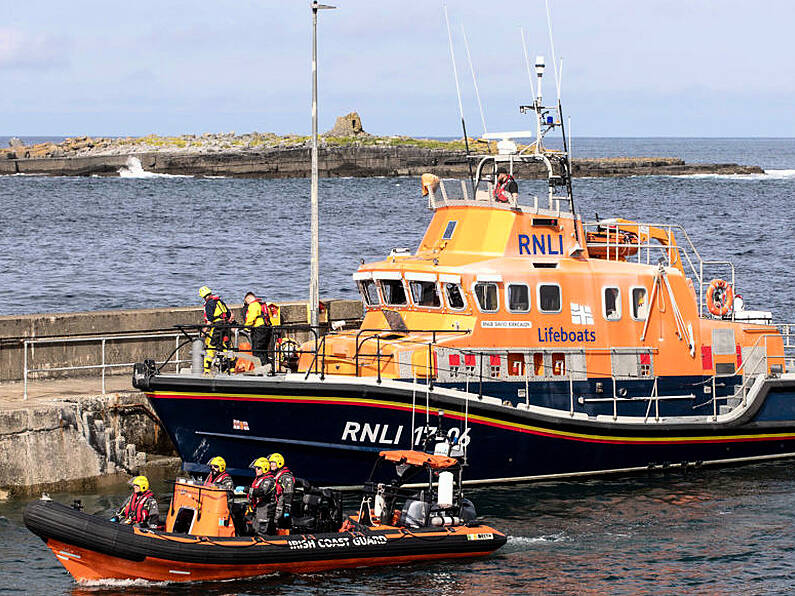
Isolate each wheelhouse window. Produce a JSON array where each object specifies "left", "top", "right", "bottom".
[
  {"left": 442, "top": 220, "right": 457, "bottom": 240},
  {"left": 474, "top": 282, "right": 499, "bottom": 312},
  {"left": 444, "top": 283, "right": 466, "bottom": 310},
  {"left": 358, "top": 280, "right": 380, "bottom": 306},
  {"left": 379, "top": 279, "right": 407, "bottom": 306},
  {"left": 631, "top": 287, "right": 648, "bottom": 320},
  {"left": 603, "top": 287, "right": 621, "bottom": 321},
  {"left": 538, "top": 284, "right": 561, "bottom": 313},
  {"left": 507, "top": 283, "right": 530, "bottom": 313},
  {"left": 409, "top": 280, "right": 441, "bottom": 308}
]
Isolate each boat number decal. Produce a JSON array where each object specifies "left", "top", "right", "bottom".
[
  {"left": 341, "top": 422, "right": 470, "bottom": 447},
  {"left": 232, "top": 419, "right": 250, "bottom": 431},
  {"left": 341, "top": 421, "right": 404, "bottom": 445},
  {"left": 289, "top": 535, "right": 388, "bottom": 550},
  {"left": 467, "top": 533, "right": 494, "bottom": 541},
  {"left": 518, "top": 234, "right": 564, "bottom": 256},
  {"left": 413, "top": 426, "right": 470, "bottom": 447},
  {"left": 481, "top": 320, "right": 533, "bottom": 328}
]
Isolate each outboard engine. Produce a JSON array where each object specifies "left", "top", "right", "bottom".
[
  {"left": 399, "top": 494, "right": 430, "bottom": 528},
  {"left": 289, "top": 479, "right": 342, "bottom": 533}
]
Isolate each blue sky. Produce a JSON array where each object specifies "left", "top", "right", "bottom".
[{"left": 2, "top": 0, "right": 793, "bottom": 137}]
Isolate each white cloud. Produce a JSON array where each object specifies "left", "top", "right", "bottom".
[{"left": 0, "top": 28, "right": 70, "bottom": 70}]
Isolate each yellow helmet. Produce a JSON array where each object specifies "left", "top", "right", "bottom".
[
  {"left": 268, "top": 453, "right": 285, "bottom": 470},
  {"left": 250, "top": 457, "right": 270, "bottom": 471},
  {"left": 199, "top": 286, "right": 212, "bottom": 299},
  {"left": 208, "top": 456, "right": 226, "bottom": 473},
  {"left": 130, "top": 475, "right": 149, "bottom": 491}
]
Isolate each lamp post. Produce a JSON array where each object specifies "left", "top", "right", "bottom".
[{"left": 310, "top": 1, "right": 336, "bottom": 329}]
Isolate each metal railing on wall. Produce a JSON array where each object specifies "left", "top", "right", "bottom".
[{"left": 22, "top": 331, "right": 194, "bottom": 399}]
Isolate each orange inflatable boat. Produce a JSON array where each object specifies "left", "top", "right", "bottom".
[{"left": 24, "top": 450, "right": 506, "bottom": 584}]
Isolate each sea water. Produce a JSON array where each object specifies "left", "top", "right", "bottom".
[
  {"left": 0, "top": 138, "right": 794, "bottom": 592},
  {"left": 0, "top": 138, "right": 793, "bottom": 321},
  {"left": 0, "top": 461, "right": 793, "bottom": 594}
]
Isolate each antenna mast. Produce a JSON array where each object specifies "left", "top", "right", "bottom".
[
  {"left": 520, "top": 28, "right": 537, "bottom": 107},
  {"left": 543, "top": 0, "right": 579, "bottom": 244},
  {"left": 444, "top": 5, "right": 475, "bottom": 193},
  {"left": 462, "top": 24, "right": 487, "bottom": 135}
]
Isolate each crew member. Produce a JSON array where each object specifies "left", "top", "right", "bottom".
[
  {"left": 115, "top": 476, "right": 159, "bottom": 528},
  {"left": 199, "top": 286, "right": 233, "bottom": 374},
  {"left": 242, "top": 292, "right": 273, "bottom": 366},
  {"left": 204, "top": 456, "right": 234, "bottom": 490},
  {"left": 493, "top": 167, "right": 518, "bottom": 203},
  {"left": 247, "top": 456, "right": 276, "bottom": 536},
  {"left": 268, "top": 452, "right": 295, "bottom": 529}
]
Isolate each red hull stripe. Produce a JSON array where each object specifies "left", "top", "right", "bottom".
[{"left": 149, "top": 391, "right": 795, "bottom": 446}]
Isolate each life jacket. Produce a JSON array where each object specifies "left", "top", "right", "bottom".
[
  {"left": 493, "top": 175, "right": 516, "bottom": 203},
  {"left": 246, "top": 299, "right": 271, "bottom": 328},
  {"left": 250, "top": 473, "right": 274, "bottom": 508},
  {"left": 267, "top": 303, "right": 281, "bottom": 327},
  {"left": 204, "top": 470, "right": 231, "bottom": 487},
  {"left": 204, "top": 295, "right": 231, "bottom": 324},
  {"left": 123, "top": 489, "right": 154, "bottom": 523},
  {"left": 273, "top": 467, "right": 293, "bottom": 496}
]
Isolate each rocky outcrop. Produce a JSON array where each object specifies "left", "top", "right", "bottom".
[
  {"left": 0, "top": 127, "right": 764, "bottom": 178},
  {"left": 0, "top": 146, "right": 764, "bottom": 178}
]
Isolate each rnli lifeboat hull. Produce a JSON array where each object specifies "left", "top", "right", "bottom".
[
  {"left": 24, "top": 501, "right": 506, "bottom": 584},
  {"left": 140, "top": 373, "right": 795, "bottom": 485}
]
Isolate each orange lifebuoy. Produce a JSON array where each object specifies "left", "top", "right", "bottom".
[{"left": 706, "top": 279, "right": 733, "bottom": 317}]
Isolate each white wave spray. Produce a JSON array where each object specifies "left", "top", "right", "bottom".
[{"left": 118, "top": 156, "right": 190, "bottom": 178}]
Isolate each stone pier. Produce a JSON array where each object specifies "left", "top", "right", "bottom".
[{"left": 0, "top": 299, "right": 363, "bottom": 495}]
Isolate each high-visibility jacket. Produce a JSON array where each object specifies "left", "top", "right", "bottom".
[
  {"left": 203, "top": 295, "right": 231, "bottom": 324},
  {"left": 244, "top": 300, "right": 270, "bottom": 328}
]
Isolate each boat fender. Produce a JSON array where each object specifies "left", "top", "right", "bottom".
[
  {"left": 437, "top": 471, "right": 454, "bottom": 509},
  {"left": 374, "top": 485, "right": 386, "bottom": 521},
  {"left": 706, "top": 279, "right": 734, "bottom": 317},
  {"left": 431, "top": 515, "right": 460, "bottom": 526}
]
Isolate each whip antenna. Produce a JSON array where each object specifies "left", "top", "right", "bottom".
[
  {"left": 444, "top": 5, "right": 475, "bottom": 192},
  {"left": 461, "top": 24, "right": 487, "bottom": 135},
  {"left": 544, "top": 0, "right": 562, "bottom": 99},
  {"left": 520, "top": 28, "right": 537, "bottom": 103},
  {"left": 568, "top": 115, "right": 572, "bottom": 159}
]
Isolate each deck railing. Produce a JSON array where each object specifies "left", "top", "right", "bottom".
[
  {"left": 583, "top": 220, "right": 736, "bottom": 320},
  {"left": 22, "top": 331, "right": 194, "bottom": 399}
]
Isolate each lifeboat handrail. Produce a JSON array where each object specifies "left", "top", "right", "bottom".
[
  {"left": 353, "top": 327, "right": 470, "bottom": 382},
  {"left": 775, "top": 324, "right": 795, "bottom": 372},
  {"left": 426, "top": 152, "right": 573, "bottom": 213},
  {"left": 583, "top": 220, "right": 736, "bottom": 319},
  {"left": 303, "top": 337, "right": 789, "bottom": 423}
]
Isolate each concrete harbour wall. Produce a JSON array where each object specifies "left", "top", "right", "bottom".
[
  {"left": 0, "top": 299, "right": 363, "bottom": 383},
  {"left": 0, "top": 390, "right": 175, "bottom": 496},
  {"left": 0, "top": 299, "right": 363, "bottom": 494}
]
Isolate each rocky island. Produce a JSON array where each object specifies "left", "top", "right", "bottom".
[{"left": 0, "top": 113, "right": 764, "bottom": 178}]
